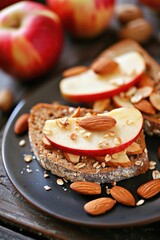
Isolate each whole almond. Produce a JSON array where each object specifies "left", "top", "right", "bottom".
[
  {"left": 14, "top": 113, "right": 30, "bottom": 135},
  {"left": 84, "top": 197, "right": 116, "bottom": 215},
  {"left": 134, "top": 99, "right": 156, "bottom": 115},
  {"left": 70, "top": 181, "right": 101, "bottom": 195},
  {"left": 116, "top": 4, "right": 143, "bottom": 23},
  {"left": 137, "top": 179, "right": 160, "bottom": 199},
  {"left": 79, "top": 115, "right": 116, "bottom": 132},
  {"left": 110, "top": 186, "right": 135, "bottom": 206},
  {"left": 0, "top": 89, "right": 14, "bottom": 112},
  {"left": 91, "top": 58, "right": 119, "bottom": 75},
  {"left": 63, "top": 66, "right": 88, "bottom": 78},
  {"left": 119, "top": 18, "right": 153, "bottom": 43}
]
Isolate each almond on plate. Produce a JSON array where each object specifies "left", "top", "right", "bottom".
[
  {"left": 137, "top": 179, "right": 160, "bottom": 199},
  {"left": 110, "top": 186, "right": 136, "bottom": 206},
  {"left": 14, "top": 113, "right": 30, "bottom": 135},
  {"left": 84, "top": 197, "right": 116, "bottom": 215},
  {"left": 70, "top": 181, "right": 101, "bottom": 195}
]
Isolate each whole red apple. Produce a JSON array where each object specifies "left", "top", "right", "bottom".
[
  {"left": 0, "top": 0, "right": 24, "bottom": 10},
  {"left": 46, "top": 0, "right": 115, "bottom": 38},
  {"left": 139, "top": 0, "right": 160, "bottom": 9},
  {"left": 0, "top": 1, "right": 63, "bottom": 80}
]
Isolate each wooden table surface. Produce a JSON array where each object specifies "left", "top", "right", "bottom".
[{"left": 0, "top": 0, "right": 160, "bottom": 239}]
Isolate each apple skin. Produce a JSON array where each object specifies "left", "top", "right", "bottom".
[
  {"left": 0, "top": 1, "right": 63, "bottom": 80},
  {"left": 46, "top": 0, "right": 115, "bottom": 38},
  {"left": 0, "top": 0, "right": 24, "bottom": 10},
  {"left": 139, "top": 0, "right": 160, "bottom": 9}
]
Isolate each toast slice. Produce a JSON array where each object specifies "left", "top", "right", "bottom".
[
  {"left": 92, "top": 39, "right": 160, "bottom": 136},
  {"left": 28, "top": 103, "right": 149, "bottom": 183}
]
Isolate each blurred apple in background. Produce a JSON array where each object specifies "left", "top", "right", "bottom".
[
  {"left": 0, "top": 1, "right": 63, "bottom": 81},
  {"left": 139, "top": 0, "right": 160, "bottom": 9},
  {"left": 0, "top": 0, "right": 24, "bottom": 10},
  {"left": 46, "top": 0, "right": 115, "bottom": 38}
]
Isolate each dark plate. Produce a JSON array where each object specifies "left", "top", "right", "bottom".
[{"left": 2, "top": 77, "right": 160, "bottom": 228}]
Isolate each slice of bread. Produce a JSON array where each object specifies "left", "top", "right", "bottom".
[
  {"left": 92, "top": 39, "right": 160, "bottom": 136},
  {"left": 28, "top": 103, "right": 149, "bottom": 183}
]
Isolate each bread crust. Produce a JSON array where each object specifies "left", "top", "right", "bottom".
[
  {"left": 93, "top": 39, "right": 160, "bottom": 136},
  {"left": 28, "top": 103, "right": 149, "bottom": 183}
]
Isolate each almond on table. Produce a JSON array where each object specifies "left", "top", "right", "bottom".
[
  {"left": 110, "top": 186, "right": 136, "bottom": 206},
  {"left": 70, "top": 181, "right": 101, "bottom": 195}
]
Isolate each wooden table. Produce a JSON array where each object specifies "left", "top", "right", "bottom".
[{"left": 0, "top": 0, "right": 160, "bottom": 239}]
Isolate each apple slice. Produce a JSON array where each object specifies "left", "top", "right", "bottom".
[
  {"left": 43, "top": 107, "right": 143, "bottom": 156},
  {"left": 60, "top": 51, "right": 145, "bottom": 102}
]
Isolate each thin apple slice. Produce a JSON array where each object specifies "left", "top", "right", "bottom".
[
  {"left": 60, "top": 51, "right": 145, "bottom": 102},
  {"left": 43, "top": 107, "right": 143, "bottom": 156}
]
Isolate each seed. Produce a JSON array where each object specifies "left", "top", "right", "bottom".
[
  {"left": 57, "top": 178, "right": 64, "bottom": 186},
  {"left": 44, "top": 185, "right": 51, "bottom": 191},
  {"left": 152, "top": 170, "right": 160, "bottom": 180},
  {"left": 19, "top": 139, "right": 26, "bottom": 147},
  {"left": 24, "top": 154, "right": 33, "bottom": 163},
  {"left": 136, "top": 199, "right": 145, "bottom": 206},
  {"left": 105, "top": 154, "right": 111, "bottom": 162},
  {"left": 114, "top": 137, "right": 122, "bottom": 145}
]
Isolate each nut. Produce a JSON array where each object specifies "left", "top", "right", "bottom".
[
  {"left": 64, "top": 152, "right": 80, "bottom": 164},
  {"left": 79, "top": 115, "right": 116, "bottom": 132},
  {"left": 62, "top": 66, "right": 88, "bottom": 78},
  {"left": 91, "top": 57, "right": 119, "bottom": 75},
  {"left": 70, "top": 181, "right": 101, "bottom": 195},
  {"left": 149, "top": 92, "right": 160, "bottom": 111},
  {"left": 84, "top": 197, "right": 116, "bottom": 215},
  {"left": 126, "top": 142, "right": 143, "bottom": 155},
  {"left": 134, "top": 99, "right": 156, "bottom": 115},
  {"left": 70, "top": 107, "right": 81, "bottom": 118},
  {"left": 137, "top": 179, "right": 160, "bottom": 199},
  {"left": 137, "top": 73, "right": 154, "bottom": 88},
  {"left": 110, "top": 186, "right": 135, "bottom": 206},
  {"left": 93, "top": 98, "right": 111, "bottom": 111},
  {"left": 42, "top": 136, "right": 53, "bottom": 149},
  {"left": 116, "top": 4, "right": 143, "bottom": 23},
  {"left": 0, "top": 89, "right": 14, "bottom": 112},
  {"left": 14, "top": 113, "right": 30, "bottom": 135},
  {"left": 119, "top": 18, "right": 153, "bottom": 43}
]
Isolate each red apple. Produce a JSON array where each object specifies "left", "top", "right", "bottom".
[
  {"left": 0, "top": 1, "right": 63, "bottom": 80},
  {"left": 0, "top": 0, "right": 25, "bottom": 10},
  {"left": 43, "top": 107, "right": 143, "bottom": 156},
  {"left": 60, "top": 51, "right": 146, "bottom": 102},
  {"left": 139, "top": 0, "right": 160, "bottom": 9},
  {"left": 46, "top": 0, "right": 115, "bottom": 38}
]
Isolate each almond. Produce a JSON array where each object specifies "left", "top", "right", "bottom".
[
  {"left": 79, "top": 115, "right": 116, "bottom": 132},
  {"left": 64, "top": 152, "right": 80, "bottom": 164},
  {"left": 92, "top": 98, "right": 111, "bottom": 111},
  {"left": 84, "top": 197, "right": 116, "bottom": 215},
  {"left": 126, "top": 142, "right": 143, "bottom": 155},
  {"left": 42, "top": 136, "right": 53, "bottom": 149},
  {"left": 91, "top": 57, "right": 119, "bottom": 75},
  {"left": 14, "top": 113, "right": 30, "bottom": 135},
  {"left": 137, "top": 73, "right": 154, "bottom": 88},
  {"left": 134, "top": 99, "right": 156, "bottom": 115},
  {"left": 116, "top": 4, "right": 143, "bottom": 24},
  {"left": 119, "top": 18, "right": 153, "bottom": 43},
  {"left": 110, "top": 186, "right": 135, "bottom": 206},
  {"left": 62, "top": 66, "right": 88, "bottom": 78},
  {"left": 70, "top": 181, "right": 101, "bottom": 195},
  {"left": 149, "top": 92, "right": 160, "bottom": 111},
  {"left": 0, "top": 89, "right": 14, "bottom": 112},
  {"left": 137, "top": 179, "right": 160, "bottom": 199},
  {"left": 70, "top": 106, "right": 81, "bottom": 118}
]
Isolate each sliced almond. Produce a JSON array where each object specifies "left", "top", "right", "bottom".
[
  {"left": 105, "top": 151, "right": 131, "bottom": 167},
  {"left": 126, "top": 142, "right": 143, "bottom": 155},
  {"left": 110, "top": 186, "right": 135, "bottom": 206},
  {"left": 134, "top": 99, "right": 156, "bottom": 115},
  {"left": 137, "top": 73, "right": 154, "bottom": 88},
  {"left": 70, "top": 181, "right": 101, "bottom": 195},
  {"left": 149, "top": 92, "right": 160, "bottom": 111},
  {"left": 42, "top": 136, "right": 53, "bottom": 149},
  {"left": 93, "top": 98, "right": 111, "bottom": 111},
  {"left": 91, "top": 57, "right": 119, "bottom": 75},
  {"left": 79, "top": 115, "right": 116, "bottom": 132},
  {"left": 131, "top": 86, "right": 153, "bottom": 103},
  {"left": 137, "top": 179, "right": 160, "bottom": 199},
  {"left": 84, "top": 197, "right": 116, "bottom": 215},
  {"left": 62, "top": 66, "right": 88, "bottom": 78},
  {"left": 64, "top": 152, "right": 80, "bottom": 164},
  {"left": 70, "top": 106, "right": 81, "bottom": 118}
]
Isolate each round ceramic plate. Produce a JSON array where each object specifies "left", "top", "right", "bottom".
[{"left": 2, "top": 78, "right": 160, "bottom": 228}]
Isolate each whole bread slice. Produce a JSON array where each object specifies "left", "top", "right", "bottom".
[
  {"left": 28, "top": 103, "right": 149, "bottom": 183},
  {"left": 92, "top": 39, "right": 160, "bottom": 136}
]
